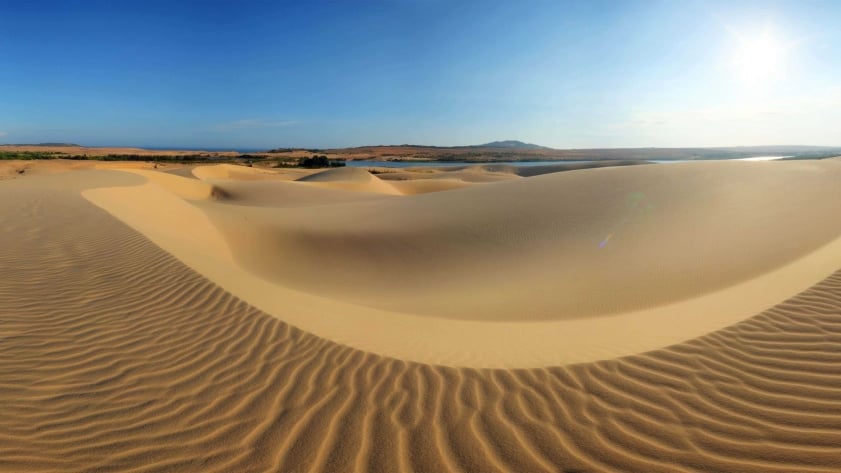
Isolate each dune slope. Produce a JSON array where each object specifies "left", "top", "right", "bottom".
[
  {"left": 209, "top": 161, "right": 841, "bottom": 320},
  {"left": 2, "top": 170, "right": 841, "bottom": 472},
  {"left": 81, "top": 160, "right": 841, "bottom": 366},
  {"left": 296, "top": 167, "right": 402, "bottom": 194}
]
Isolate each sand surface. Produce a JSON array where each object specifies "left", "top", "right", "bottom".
[
  {"left": 82, "top": 160, "right": 841, "bottom": 366},
  {"left": 3, "top": 159, "right": 841, "bottom": 472}
]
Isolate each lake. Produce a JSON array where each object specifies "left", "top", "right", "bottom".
[{"left": 345, "top": 156, "right": 789, "bottom": 168}]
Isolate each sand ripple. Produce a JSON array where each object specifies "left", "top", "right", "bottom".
[{"left": 2, "top": 171, "right": 841, "bottom": 471}]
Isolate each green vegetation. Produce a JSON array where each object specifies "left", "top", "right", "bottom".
[
  {"left": 0, "top": 151, "right": 65, "bottom": 160},
  {"left": 272, "top": 159, "right": 299, "bottom": 168},
  {"left": 272, "top": 155, "right": 347, "bottom": 169},
  {"left": 2, "top": 150, "right": 345, "bottom": 168},
  {"left": 297, "top": 155, "right": 346, "bottom": 168}
]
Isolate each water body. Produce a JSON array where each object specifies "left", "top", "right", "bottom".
[
  {"left": 735, "top": 155, "right": 790, "bottom": 162},
  {"left": 347, "top": 157, "right": 789, "bottom": 168},
  {"left": 346, "top": 160, "right": 600, "bottom": 168}
]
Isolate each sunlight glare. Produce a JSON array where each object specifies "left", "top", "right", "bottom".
[{"left": 731, "top": 28, "right": 785, "bottom": 84}]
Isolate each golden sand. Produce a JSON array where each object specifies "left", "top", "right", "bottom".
[{"left": 3, "top": 159, "right": 841, "bottom": 472}]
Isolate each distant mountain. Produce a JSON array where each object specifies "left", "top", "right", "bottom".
[
  {"left": 474, "top": 140, "right": 551, "bottom": 150},
  {"left": 3, "top": 142, "right": 82, "bottom": 147}
]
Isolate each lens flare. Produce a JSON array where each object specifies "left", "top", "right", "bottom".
[{"left": 598, "top": 191, "right": 653, "bottom": 249}]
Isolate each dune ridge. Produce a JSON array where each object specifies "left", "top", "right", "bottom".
[
  {"left": 2, "top": 170, "right": 841, "bottom": 472},
  {"left": 83, "top": 160, "right": 841, "bottom": 367},
  {"left": 296, "top": 167, "right": 403, "bottom": 194}
]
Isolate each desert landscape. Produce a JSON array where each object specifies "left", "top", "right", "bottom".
[
  {"left": 5, "top": 0, "right": 841, "bottom": 471},
  {"left": 3, "top": 156, "right": 841, "bottom": 472}
]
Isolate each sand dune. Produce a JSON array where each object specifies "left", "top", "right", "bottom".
[
  {"left": 369, "top": 165, "right": 517, "bottom": 183},
  {"left": 82, "top": 159, "right": 841, "bottom": 367},
  {"left": 388, "top": 177, "right": 475, "bottom": 194},
  {"left": 191, "top": 163, "right": 305, "bottom": 181},
  {"left": 0, "top": 159, "right": 175, "bottom": 180},
  {"left": 2, "top": 167, "right": 841, "bottom": 472},
  {"left": 0, "top": 144, "right": 241, "bottom": 158},
  {"left": 363, "top": 159, "right": 651, "bottom": 184},
  {"left": 296, "top": 167, "right": 403, "bottom": 195},
  {"left": 216, "top": 161, "right": 841, "bottom": 320}
]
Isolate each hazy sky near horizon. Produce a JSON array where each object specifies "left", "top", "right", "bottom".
[{"left": 1, "top": 0, "right": 840, "bottom": 149}]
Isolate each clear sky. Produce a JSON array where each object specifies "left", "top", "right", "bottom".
[{"left": 1, "top": 0, "right": 839, "bottom": 149}]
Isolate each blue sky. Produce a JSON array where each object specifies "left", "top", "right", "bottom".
[{"left": 1, "top": 0, "right": 839, "bottom": 149}]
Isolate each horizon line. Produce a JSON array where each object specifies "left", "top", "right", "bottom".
[{"left": 3, "top": 142, "right": 841, "bottom": 152}]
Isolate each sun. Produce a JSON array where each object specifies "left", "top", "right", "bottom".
[{"left": 731, "top": 28, "right": 785, "bottom": 84}]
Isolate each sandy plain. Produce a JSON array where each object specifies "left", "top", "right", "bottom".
[{"left": 2, "top": 157, "right": 841, "bottom": 472}]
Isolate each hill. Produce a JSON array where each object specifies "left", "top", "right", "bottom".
[{"left": 470, "top": 140, "right": 550, "bottom": 149}]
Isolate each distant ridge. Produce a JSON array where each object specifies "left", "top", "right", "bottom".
[
  {"left": 332, "top": 140, "right": 553, "bottom": 150},
  {"left": 3, "top": 142, "right": 82, "bottom": 147},
  {"left": 473, "top": 140, "right": 551, "bottom": 150}
]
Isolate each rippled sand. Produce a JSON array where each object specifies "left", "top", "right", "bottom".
[{"left": 3, "top": 158, "right": 841, "bottom": 472}]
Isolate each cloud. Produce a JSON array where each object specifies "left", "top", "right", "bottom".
[
  {"left": 0, "top": 131, "right": 7, "bottom": 137},
  {"left": 212, "top": 119, "right": 298, "bottom": 132}
]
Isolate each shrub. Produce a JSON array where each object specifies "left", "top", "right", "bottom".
[{"left": 297, "top": 155, "right": 345, "bottom": 168}]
